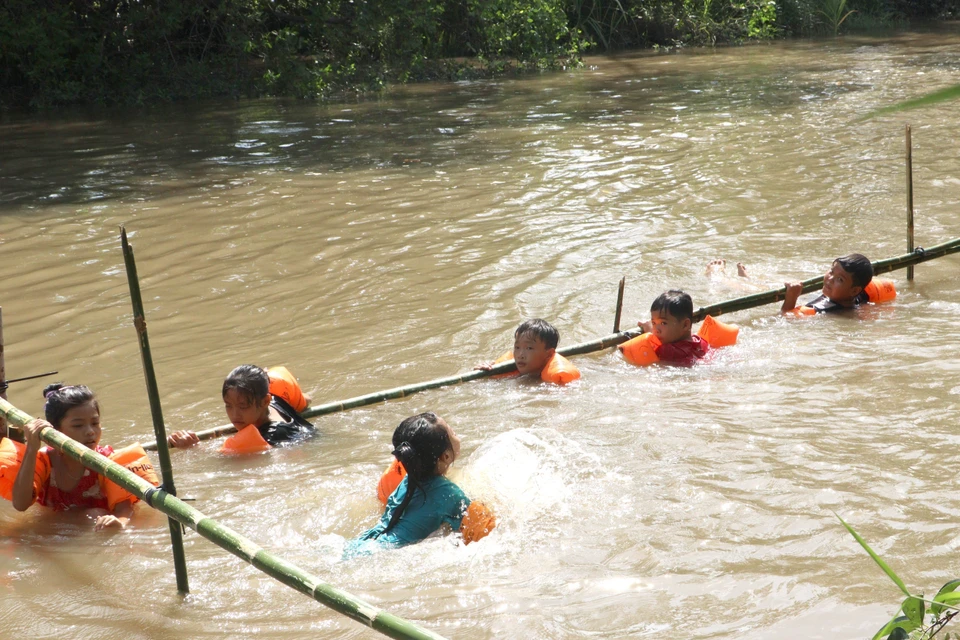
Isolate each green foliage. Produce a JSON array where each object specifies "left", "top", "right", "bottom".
[
  {"left": 0, "top": 0, "right": 956, "bottom": 107},
  {"left": 837, "top": 514, "right": 960, "bottom": 640},
  {"left": 858, "top": 84, "right": 960, "bottom": 121}
]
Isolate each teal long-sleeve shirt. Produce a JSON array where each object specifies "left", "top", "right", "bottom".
[{"left": 348, "top": 475, "right": 470, "bottom": 553}]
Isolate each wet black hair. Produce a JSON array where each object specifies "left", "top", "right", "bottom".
[
  {"left": 382, "top": 413, "right": 453, "bottom": 535},
  {"left": 42, "top": 383, "right": 99, "bottom": 429},
  {"left": 222, "top": 364, "right": 270, "bottom": 404},
  {"left": 834, "top": 253, "right": 874, "bottom": 289},
  {"left": 650, "top": 290, "right": 694, "bottom": 322},
  {"left": 514, "top": 318, "right": 560, "bottom": 350}
]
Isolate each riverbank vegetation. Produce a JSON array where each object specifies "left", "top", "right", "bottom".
[{"left": 0, "top": 0, "right": 956, "bottom": 108}]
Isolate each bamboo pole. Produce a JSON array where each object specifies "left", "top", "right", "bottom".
[
  {"left": 134, "top": 236, "right": 960, "bottom": 451},
  {"left": 906, "top": 125, "right": 915, "bottom": 281},
  {"left": 613, "top": 277, "right": 626, "bottom": 333},
  {"left": 120, "top": 227, "right": 190, "bottom": 594},
  {"left": 0, "top": 397, "right": 446, "bottom": 640},
  {"left": 691, "top": 236, "right": 960, "bottom": 321}
]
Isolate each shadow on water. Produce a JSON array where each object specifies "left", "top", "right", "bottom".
[{"left": 7, "top": 34, "right": 959, "bottom": 213}]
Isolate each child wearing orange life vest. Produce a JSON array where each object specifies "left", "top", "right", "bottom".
[
  {"left": 474, "top": 318, "right": 580, "bottom": 384},
  {"left": 351, "top": 412, "right": 494, "bottom": 555},
  {"left": 167, "top": 364, "right": 313, "bottom": 450},
  {"left": 638, "top": 290, "right": 710, "bottom": 367},
  {"left": 781, "top": 253, "right": 874, "bottom": 315},
  {"left": 8, "top": 384, "right": 156, "bottom": 531}
]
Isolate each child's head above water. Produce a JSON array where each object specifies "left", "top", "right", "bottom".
[
  {"left": 222, "top": 365, "right": 272, "bottom": 429},
  {"left": 384, "top": 412, "right": 460, "bottom": 533},
  {"left": 42, "top": 383, "right": 102, "bottom": 447},
  {"left": 824, "top": 253, "right": 873, "bottom": 303},
  {"left": 649, "top": 290, "right": 695, "bottom": 345},
  {"left": 513, "top": 318, "right": 560, "bottom": 375}
]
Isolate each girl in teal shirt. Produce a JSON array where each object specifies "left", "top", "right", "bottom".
[{"left": 348, "top": 413, "right": 469, "bottom": 552}]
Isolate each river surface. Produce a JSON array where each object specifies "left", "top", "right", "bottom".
[{"left": 2, "top": 28, "right": 960, "bottom": 640}]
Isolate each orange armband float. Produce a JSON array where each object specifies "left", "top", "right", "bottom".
[
  {"left": 865, "top": 278, "right": 897, "bottom": 304},
  {"left": 0, "top": 438, "right": 50, "bottom": 503},
  {"left": 618, "top": 332, "right": 661, "bottom": 366},
  {"left": 220, "top": 424, "right": 272, "bottom": 455},
  {"left": 461, "top": 501, "right": 497, "bottom": 544},
  {"left": 100, "top": 444, "right": 160, "bottom": 510},
  {"left": 268, "top": 366, "right": 308, "bottom": 412},
  {"left": 540, "top": 353, "right": 580, "bottom": 384},
  {"left": 785, "top": 305, "right": 817, "bottom": 316},
  {"left": 696, "top": 315, "right": 739, "bottom": 348},
  {"left": 377, "top": 458, "right": 406, "bottom": 505}
]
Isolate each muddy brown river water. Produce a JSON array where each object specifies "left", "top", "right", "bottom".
[{"left": 1, "top": 29, "right": 960, "bottom": 640}]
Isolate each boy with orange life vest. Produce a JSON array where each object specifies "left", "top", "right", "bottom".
[
  {"left": 638, "top": 290, "right": 709, "bottom": 367},
  {"left": 474, "top": 318, "right": 580, "bottom": 384},
  {"left": 781, "top": 253, "right": 887, "bottom": 315},
  {"left": 619, "top": 290, "right": 739, "bottom": 367},
  {"left": 167, "top": 364, "right": 313, "bottom": 452}
]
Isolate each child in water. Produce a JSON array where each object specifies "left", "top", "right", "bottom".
[
  {"left": 638, "top": 290, "right": 710, "bottom": 367},
  {"left": 12, "top": 384, "right": 139, "bottom": 530},
  {"left": 348, "top": 412, "right": 493, "bottom": 554},
  {"left": 780, "top": 253, "right": 873, "bottom": 314},
  {"left": 475, "top": 318, "right": 580, "bottom": 384},
  {"left": 167, "top": 364, "right": 314, "bottom": 449}
]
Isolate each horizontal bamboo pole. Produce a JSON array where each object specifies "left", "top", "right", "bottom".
[
  {"left": 692, "top": 237, "right": 960, "bottom": 321},
  {"left": 143, "top": 326, "right": 644, "bottom": 450},
  {"left": 0, "top": 397, "right": 446, "bottom": 640},
  {"left": 134, "top": 236, "right": 960, "bottom": 451}
]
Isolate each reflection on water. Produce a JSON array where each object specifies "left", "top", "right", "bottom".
[{"left": 1, "top": 29, "right": 960, "bottom": 639}]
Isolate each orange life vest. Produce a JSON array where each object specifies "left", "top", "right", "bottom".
[
  {"left": 490, "top": 351, "right": 580, "bottom": 384},
  {"left": 461, "top": 500, "right": 497, "bottom": 544},
  {"left": 788, "top": 278, "right": 897, "bottom": 315},
  {"left": 0, "top": 438, "right": 158, "bottom": 509},
  {"left": 267, "top": 366, "right": 308, "bottom": 412},
  {"left": 377, "top": 458, "right": 406, "bottom": 505},
  {"left": 619, "top": 314, "right": 738, "bottom": 366},
  {"left": 220, "top": 424, "right": 272, "bottom": 455},
  {"left": 99, "top": 444, "right": 161, "bottom": 509}
]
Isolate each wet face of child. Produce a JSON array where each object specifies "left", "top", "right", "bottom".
[
  {"left": 223, "top": 388, "right": 271, "bottom": 430},
  {"left": 822, "top": 261, "right": 861, "bottom": 303},
  {"left": 58, "top": 400, "right": 102, "bottom": 449},
  {"left": 435, "top": 417, "right": 461, "bottom": 475},
  {"left": 649, "top": 309, "right": 692, "bottom": 344},
  {"left": 513, "top": 331, "right": 554, "bottom": 376}
]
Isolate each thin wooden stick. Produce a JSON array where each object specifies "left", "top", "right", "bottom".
[
  {"left": 906, "top": 124, "right": 915, "bottom": 281},
  {"left": 2, "top": 371, "right": 58, "bottom": 386},
  {"left": 132, "top": 235, "right": 960, "bottom": 450},
  {"left": 0, "top": 397, "right": 445, "bottom": 640},
  {"left": 121, "top": 227, "right": 190, "bottom": 594},
  {"left": 613, "top": 277, "right": 626, "bottom": 333}
]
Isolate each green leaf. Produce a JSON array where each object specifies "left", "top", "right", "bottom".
[
  {"left": 932, "top": 589, "right": 960, "bottom": 616},
  {"left": 835, "top": 513, "right": 911, "bottom": 597},
  {"left": 901, "top": 595, "right": 924, "bottom": 626},
  {"left": 858, "top": 84, "right": 960, "bottom": 121},
  {"left": 871, "top": 616, "right": 918, "bottom": 640}
]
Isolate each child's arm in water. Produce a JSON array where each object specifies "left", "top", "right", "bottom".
[
  {"left": 11, "top": 419, "right": 45, "bottom": 511},
  {"left": 94, "top": 500, "right": 134, "bottom": 531},
  {"left": 473, "top": 361, "right": 495, "bottom": 371},
  {"left": 780, "top": 282, "right": 803, "bottom": 314},
  {"left": 167, "top": 430, "right": 201, "bottom": 448}
]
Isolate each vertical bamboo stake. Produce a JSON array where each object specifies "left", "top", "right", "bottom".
[
  {"left": 906, "top": 124, "right": 915, "bottom": 281},
  {"left": 0, "top": 307, "right": 6, "bottom": 439},
  {"left": 613, "top": 277, "right": 626, "bottom": 333},
  {"left": 120, "top": 227, "right": 189, "bottom": 594}
]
